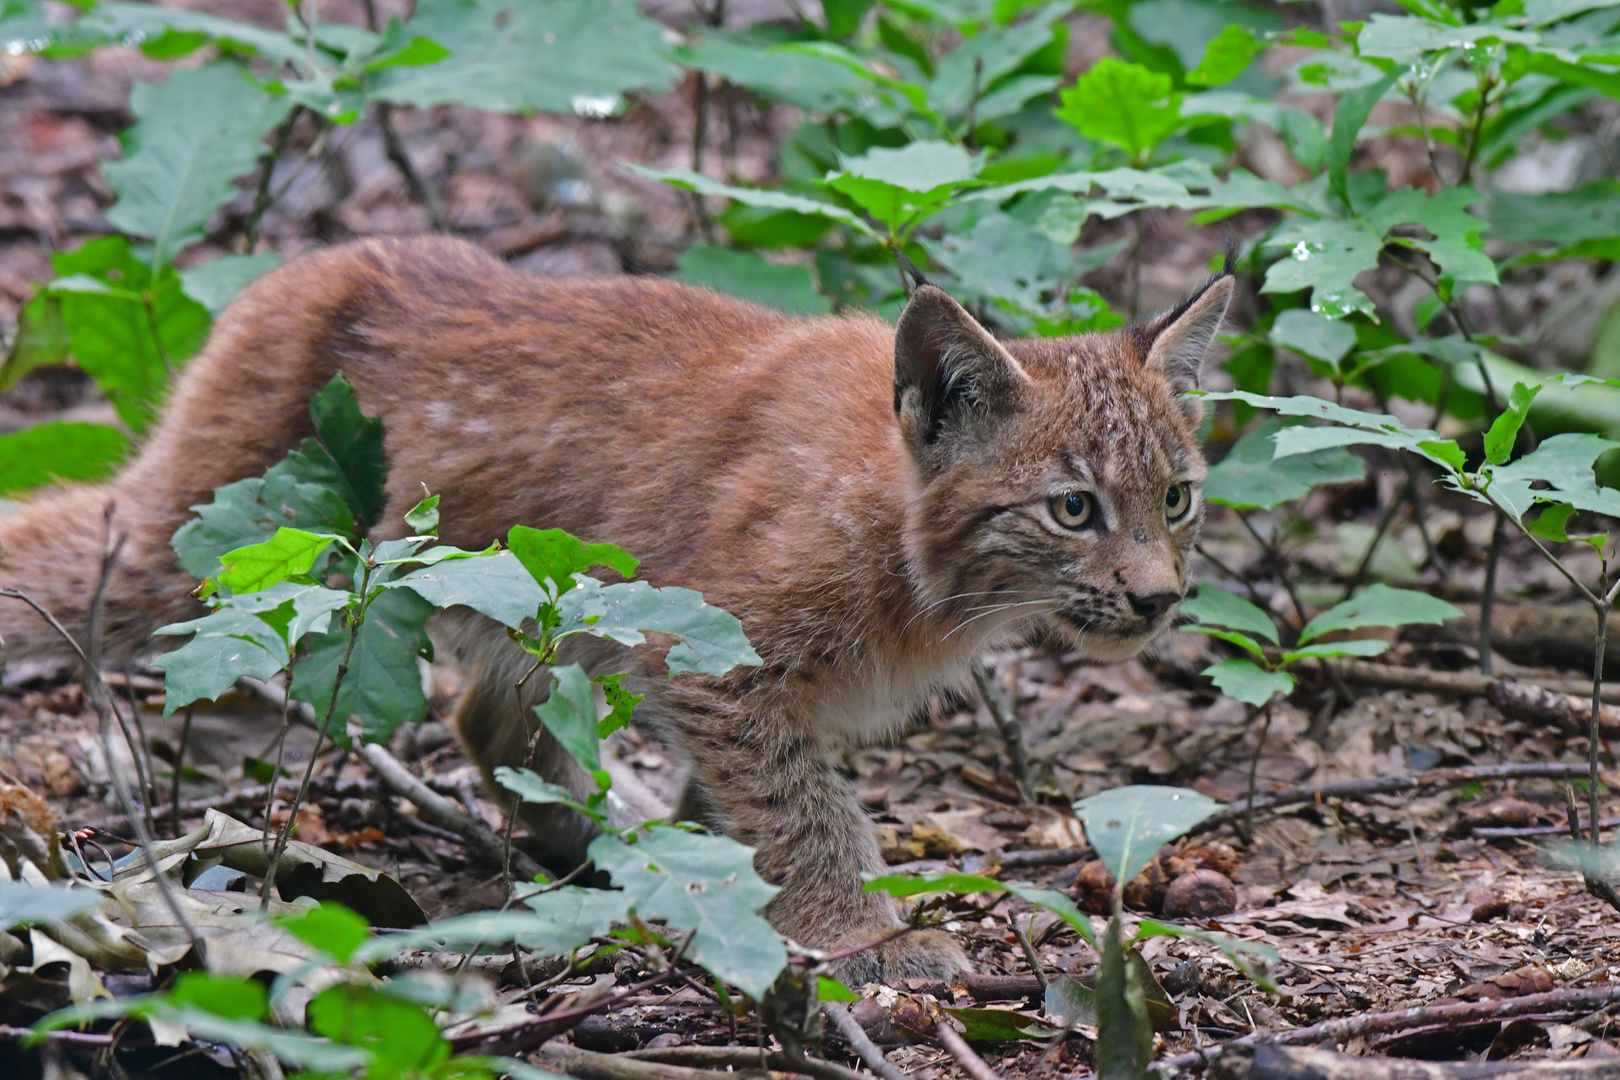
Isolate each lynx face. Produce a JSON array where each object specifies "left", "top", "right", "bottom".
[{"left": 894, "top": 276, "right": 1232, "bottom": 661}]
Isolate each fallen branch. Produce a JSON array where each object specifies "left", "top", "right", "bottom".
[
  {"left": 1159, "top": 981, "right": 1620, "bottom": 1073},
  {"left": 357, "top": 740, "right": 544, "bottom": 883},
  {"left": 624, "top": 1044, "right": 870, "bottom": 1080},
  {"left": 823, "top": 1001, "right": 909, "bottom": 1080},
  {"left": 536, "top": 1043, "right": 768, "bottom": 1080},
  {"left": 997, "top": 847, "right": 1087, "bottom": 870},
  {"left": 1205, "top": 1043, "right": 1620, "bottom": 1079},
  {"left": 1190, "top": 762, "right": 1593, "bottom": 836},
  {"left": 934, "top": 1017, "right": 1004, "bottom": 1080},
  {"left": 1490, "top": 678, "right": 1620, "bottom": 734},
  {"left": 1301, "top": 659, "right": 1620, "bottom": 705}
]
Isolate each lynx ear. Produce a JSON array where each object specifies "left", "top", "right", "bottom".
[
  {"left": 1143, "top": 274, "right": 1234, "bottom": 395},
  {"left": 894, "top": 285, "right": 1029, "bottom": 457}
]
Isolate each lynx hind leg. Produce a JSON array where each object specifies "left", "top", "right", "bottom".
[{"left": 434, "top": 611, "right": 601, "bottom": 872}]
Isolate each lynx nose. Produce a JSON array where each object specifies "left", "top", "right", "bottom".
[{"left": 1128, "top": 591, "right": 1179, "bottom": 620}]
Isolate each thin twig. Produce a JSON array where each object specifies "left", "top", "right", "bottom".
[
  {"left": 972, "top": 661, "right": 1034, "bottom": 803},
  {"left": 1010, "top": 914, "right": 1047, "bottom": 993},
  {"left": 246, "top": 107, "right": 303, "bottom": 247},
  {"left": 935, "top": 1017, "right": 1004, "bottom": 1080},
  {"left": 823, "top": 1001, "right": 910, "bottom": 1080},
  {"left": 1242, "top": 701, "right": 1275, "bottom": 843},
  {"left": 1159, "top": 981, "right": 1620, "bottom": 1072},
  {"left": 1480, "top": 514, "right": 1506, "bottom": 676},
  {"left": 1309, "top": 657, "right": 1620, "bottom": 704}
]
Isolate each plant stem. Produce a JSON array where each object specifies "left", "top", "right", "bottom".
[
  {"left": 1341, "top": 475, "right": 1409, "bottom": 602},
  {"left": 378, "top": 102, "right": 452, "bottom": 233},
  {"left": 1591, "top": 591, "right": 1611, "bottom": 852},
  {"left": 246, "top": 107, "right": 303, "bottom": 248},
  {"left": 1243, "top": 700, "right": 1275, "bottom": 843},
  {"left": 1128, "top": 212, "right": 1144, "bottom": 321},
  {"left": 1480, "top": 513, "right": 1506, "bottom": 676},
  {"left": 972, "top": 661, "right": 1034, "bottom": 802},
  {"left": 261, "top": 563, "right": 373, "bottom": 908},
  {"left": 169, "top": 704, "right": 194, "bottom": 839},
  {"left": 1458, "top": 74, "right": 1495, "bottom": 187}
]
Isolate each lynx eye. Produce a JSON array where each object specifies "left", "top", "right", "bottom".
[
  {"left": 1165, "top": 483, "right": 1194, "bottom": 522},
  {"left": 1051, "top": 492, "right": 1094, "bottom": 529}
]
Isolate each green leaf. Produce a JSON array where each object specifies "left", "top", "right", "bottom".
[
  {"left": 1486, "top": 432, "right": 1620, "bottom": 523},
  {"left": 1205, "top": 420, "right": 1366, "bottom": 511},
  {"left": 306, "top": 374, "right": 388, "bottom": 529},
  {"left": 166, "top": 973, "right": 268, "bottom": 1022},
  {"left": 0, "top": 881, "right": 103, "bottom": 930},
  {"left": 1268, "top": 309, "right": 1358, "bottom": 367},
  {"left": 818, "top": 976, "right": 860, "bottom": 1002},
  {"left": 104, "top": 63, "right": 292, "bottom": 270},
  {"left": 509, "top": 526, "right": 639, "bottom": 600},
  {"left": 494, "top": 766, "right": 595, "bottom": 817},
  {"left": 863, "top": 873, "right": 1096, "bottom": 947},
  {"left": 1488, "top": 180, "right": 1620, "bottom": 259},
  {"left": 1135, "top": 919, "right": 1279, "bottom": 991},
  {"left": 290, "top": 586, "right": 434, "bottom": 743},
  {"left": 153, "top": 607, "right": 290, "bottom": 716},
  {"left": 1371, "top": 187, "right": 1498, "bottom": 286},
  {"left": 373, "top": 0, "right": 679, "bottom": 116},
  {"left": 1261, "top": 215, "right": 1382, "bottom": 319},
  {"left": 1298, "top": 584, "right": 1464, "bottom": 644},
  {"left": 307, "top": 983, "right": 449, "bottom": 1076},
  {"left": 1327, "top": 67, "right": 1401, "bottom": 213},
  {"left": 676, "top": 245, "right": 831, "bottom": 316},
  {"left": 179, "top": 252, "right": 281, "bottom": 315},
  {"left": 1484, "top": 382, "right": 1541, "bottom": 466},
  {"left": 679, "top": 33, "right": 877, "bottom": 114},
  {"left": 534, "top": 664, "right": 601, "bottom": 774},
  {"left": 1527, "top": 502, "right": 1578, "bottom": 542},
  {"left": 942, "top": 1005, "right": 1057, "bottom": 1042},
  {"left": 517, "top": 886, "right": 636, "bottom": 955},
  {"left": 1187, "top": 24, "right": 1258, "bottom": 86},
  {"left": 1055, "top": 58, "right": 1183, "bottom": 162},
  {"left": 0, "top": 422, "right": 129, "bottom": 495},
  {"left": 628, "top": 165, "right": 878, "bottom": 239},
  {"left": 557, "top": 579, "right": 762, "bottom": 677},
  {"left": 826, "top": 141, "right": 982, "bottom": 232},
  {"left": 1202, "top": 658, "right": 1294, "bottom": 707},
  {"left": 171, "top": 374, "right": 386, "bottom": 578},
  {"left": 404, "top": 493, "right": 439, "bottom": 536},
  {"left": 1072, "top": 786, "right": 1224, "bottom": 890},
  {"left": 50, "top": 236, "right": 211, "bottom": 434},
  {"left": 590, "top": 827, "right": 786, "bottom": 1000},
  {"left": 215, "top": 527, "right": 333, "bottom": 594},
  {"left": 1280, "top": 638, "right": 1391, "bottom": 662},
  {"left": 1191, "top": 390, "right": 1466, "bottom": 474},
  {"left": 278, "top": 902, "right": 372, "bottom": 964},
  {"left": 1182, "top": 626, "right": 1269, "bottom": 659},
  {"left": 391, "top": 551, "right": 545, "bottom": 629},
  {"left": 596, "top": 673, "right": 643, "bottom": 739},
  {"left": 1181, "top": 585, "right": 1279, "bottom": 644},
  {"left": 1094, "top": 916, "right": 1152, "bottom": 1080}
]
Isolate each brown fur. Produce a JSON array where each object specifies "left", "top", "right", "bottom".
[{"left": 0, "top": 236, "right": 1230, "bottom": 982}]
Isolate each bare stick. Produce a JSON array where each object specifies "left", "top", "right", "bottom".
[
  {"left": 1302, "top": 658, "right": 1620, "bottom": 705},
  {"left": 1588, "top": 586, "right": 1611, "bottom": 854},
  {"left": 537, "top": 1044, "right": 766, "bottom": 1080},
  {"left": 1158, "top": 981, "right": 1620, "bottom": 1072},
  {"left": 1190, "top": 761, "right": 1595, "bottom": 836},
  {"left": 935, "top": 1017, "right": 1004, "bottom": 1080},
  {"left": 358, "top": 740, "right": 544, "bottom": 882},
  {"left": 1242, "top": 701, "right": 1275, "bottom": 843},
  {"left": 972, "top": 661, "right": 1033, "bottom": 802},
  {"left": 823, "top": 1001, "right": 910, "bottom": 1080},
  {"left": 246, "top": 107, "right": 302, "bottom": 246}
]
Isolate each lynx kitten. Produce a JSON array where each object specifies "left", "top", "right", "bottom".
[{"left": 0, "top": 236, "right": 1231, "bottom": 982}]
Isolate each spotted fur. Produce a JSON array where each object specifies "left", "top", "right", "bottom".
[{"left": 0, "top": 236, "right": 1231, "bottom": 982}]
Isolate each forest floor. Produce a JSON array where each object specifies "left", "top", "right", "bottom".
[{"left": 3, "top": 0, "right": 1620, "bottom": 1076}]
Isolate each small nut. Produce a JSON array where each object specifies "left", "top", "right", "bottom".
[{"left": 1161, "top": 869, "right": 1237, "bottom": 919}]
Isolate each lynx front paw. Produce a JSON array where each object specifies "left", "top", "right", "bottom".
[{"left": 830, "top": 928, "right": 970, "bottom": 987}]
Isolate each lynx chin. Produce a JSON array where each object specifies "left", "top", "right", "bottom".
[{"left": 0, "top": 235, "right": 1232, "bottom": 983}]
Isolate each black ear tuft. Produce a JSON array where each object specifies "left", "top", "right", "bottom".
[
  {"left": 894, "top": 285, "right": 1028, "bottom": 457},
  {"left": 1143, "top": 273, "right": 1234, "bottom": 397}
]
